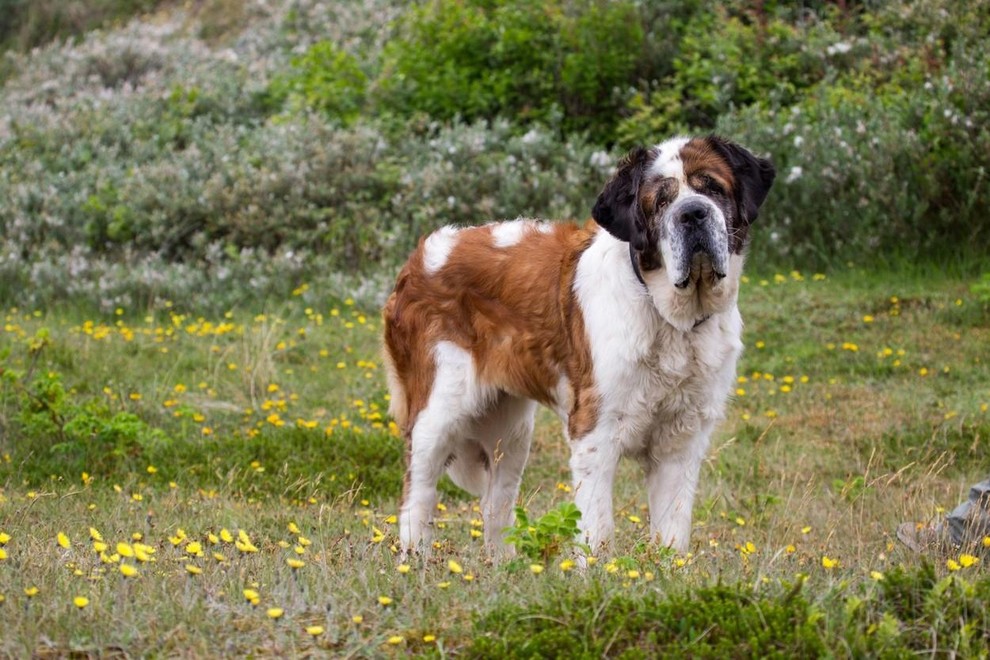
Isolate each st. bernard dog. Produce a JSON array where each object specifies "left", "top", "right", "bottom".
[{"left": 383, "top": 135, "right": 775, "bottom": 557}]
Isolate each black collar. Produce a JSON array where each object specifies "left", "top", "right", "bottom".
[{"left": 629, "top": 242, "right": 647, "bottom": 288}]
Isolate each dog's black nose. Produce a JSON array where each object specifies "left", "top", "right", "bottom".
[{"left": 679, "top": 202, "right": 711, "bottom": 225}]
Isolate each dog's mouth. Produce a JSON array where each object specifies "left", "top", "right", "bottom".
[{"left": 673, "top": 233, "right": 727, "bottom": 289}]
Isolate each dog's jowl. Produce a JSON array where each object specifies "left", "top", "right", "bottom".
[{"left": 383, "top": 135, "right": 775, "bottom": 557}]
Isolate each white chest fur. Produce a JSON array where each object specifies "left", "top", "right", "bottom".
[{"left": 574, "top": 232, "right": 742, "bottom": 448}]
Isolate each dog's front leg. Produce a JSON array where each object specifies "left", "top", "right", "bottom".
[
  {"left": 569, "top": 428, "right": 621, "bottom": 553},
  {"left": 645, "top": 429, "right": 711, "bottom": 552}
]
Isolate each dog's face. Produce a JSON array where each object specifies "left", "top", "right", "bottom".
[{"left": 592, "top": 136, "right": 775, "bottom": 328}]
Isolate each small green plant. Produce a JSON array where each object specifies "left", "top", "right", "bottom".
[
  {"left": 11, "top": 368, "right": 171, "bottom": 476},
  {"left": 504, "top": 501, "right": 586, "bottom": 561},
  {"left": 832, "top": 475, "right": 868, "bottom": 502}
]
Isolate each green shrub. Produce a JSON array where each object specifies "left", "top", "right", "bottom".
[
  {"left": 617, "top": 5, "right": 840, "bottom": 146},
  {"left": 268, "top": 41, "right": 368, "bottom": 125},
  {"left": 4, "top": 366, "right": 171, "bottom": 477},
  {"left": 720, "top": 48, "right": 990, "bottom": 269},
  {"left": 377, "top": 0, "right": 643, "bottom": 143}
]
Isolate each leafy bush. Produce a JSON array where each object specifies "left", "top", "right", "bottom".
[
  {"left": 267, "top": 41, "right": 368, "bottom": 124},
  {"left": 0, "top": 5, "right": 617, "bottom": 311},
  {"left": 3, "top": 363, "right": 171, "bottom": 476},
  {"left": 377, "top": 0, "right": 643, "bottom": 143},
  {"left": 617, "top": 5, "right": 843, "bottom": 146},
  {"left": 721, "top": 44, "right": 990, "bottom": 268},
  {"left": 709, "top": 0, "right": 990, "bottom": 268}
]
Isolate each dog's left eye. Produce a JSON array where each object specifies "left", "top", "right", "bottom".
[{"left": 699, "top": 176, "right": 725, "bottom": 196}]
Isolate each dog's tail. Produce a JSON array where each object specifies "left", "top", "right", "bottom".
[{"left": 381, "top": 292, "right": 410, "bottom": 433}]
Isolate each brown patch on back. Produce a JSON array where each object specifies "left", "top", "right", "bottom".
[{"left": 382, "top": 221, "right": 601, "bottom": 439}]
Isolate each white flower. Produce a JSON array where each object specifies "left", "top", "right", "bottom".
[
  {"left": 785, "top": 166, "right": 803, "bottom": 184},
  {"left": 589, "top": 150, "right": 612, "bottom": 170},
  {"left": 826, "top": 41, "right": 852, "bottom": 56}
]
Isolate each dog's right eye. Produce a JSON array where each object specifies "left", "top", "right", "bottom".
[
  {"left": 654, "top": 178, "right": 678, "bottom": 206},
  {"left": 699, "top": 175, "right": 726, "bottom": 197}
]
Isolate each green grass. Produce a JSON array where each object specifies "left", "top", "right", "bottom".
[{"left": 1, "top": 267, "right": 989, "bottom": 656}]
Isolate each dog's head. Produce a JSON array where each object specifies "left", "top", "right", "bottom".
[{"left": 592, "top": 136, "right": 775, "bottom": 328}]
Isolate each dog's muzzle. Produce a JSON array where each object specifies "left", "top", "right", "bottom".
[{"left": 667, "top": 198, "right": 729, "bottom": 289}]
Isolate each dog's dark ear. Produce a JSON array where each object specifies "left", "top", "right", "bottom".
[
  {"left": 708, "top": 136, "right": 776, "bottom": 224},
  {"left": 592, "top": 147, "right": 651, "bottom": 250}
]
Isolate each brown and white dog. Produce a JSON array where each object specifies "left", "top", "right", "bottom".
[{"left": 383, "top": 135, "right": 775, "bottom": 557}]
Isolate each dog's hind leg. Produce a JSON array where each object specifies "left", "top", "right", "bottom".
[
  {"left": 476, "top": 395, "right": 536, "bottom": 558},
  {"left": 431, "top": 394, "right": 535, "bottom": 559},
  {"left": 399, "top": 341, "right": 491, "bottom": 556}
]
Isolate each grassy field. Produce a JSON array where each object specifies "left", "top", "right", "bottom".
[{"left": 1, "top": 265, "right": 989, "bottom": 657}]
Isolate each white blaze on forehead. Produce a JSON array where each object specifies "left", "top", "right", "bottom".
[
  {"left": 649, "top": 136, "right": 691, "bottom": 180},
  {"left": 422, "top": 225, "right": 460, "bottom": 274},
  {"left": 491, "top": 220, "right": 529, "bottom": 248}
]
